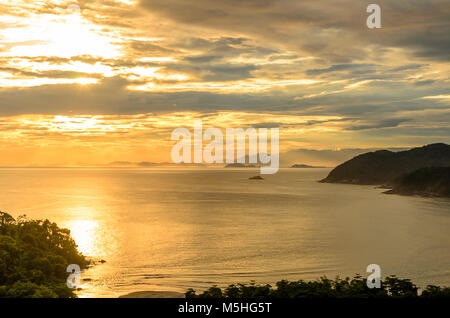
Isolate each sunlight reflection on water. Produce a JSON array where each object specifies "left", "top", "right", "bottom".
[
  {"left": 0, "top": 168, "right": 449, "bottom": 298},
  {"left": 65, "top": 219, "right": 99, "bottom": 256}
]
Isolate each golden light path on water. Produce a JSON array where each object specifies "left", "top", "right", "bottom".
[
  {"left": 61, "top": 206, "right": 122, "bottom": 298},
  {"left": 2, "top": 168, "right": 448, "bottom": 298},
  {"left": 65, "top": 219, "right": 100, "bottom": 257},
  {"left": 61, "top": 205, "right": 114, "bottom": 262}
]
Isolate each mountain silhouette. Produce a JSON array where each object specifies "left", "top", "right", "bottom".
[
  {"left": 385, "top": 167, "right": 450, "bottom": 197},
  {"left": 320, "top": 143, "right": 450, "bottom": 185}
]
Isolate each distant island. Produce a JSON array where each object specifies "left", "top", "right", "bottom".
[
  {"left": 291, "top": 164, "right": 327, "bottom": 168},
  {"left": 320, "top": 143, "right": 450, "bottom": 197},
  {"left": 225, "top": 163, "right": 258, "bottom": 168}
]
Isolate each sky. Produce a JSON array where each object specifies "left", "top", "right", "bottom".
[{"left": 0, "top": 0, "right": 449, "bottom": 166}]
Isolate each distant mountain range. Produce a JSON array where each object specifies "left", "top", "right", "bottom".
[
  {"left": 107, "top": 161, "right": 205, "bottom": 167},
  {"left": 89, "top": 147, "right": 408, "bottom": 169},
  {"left": 280, "top": 147, "right": 409, "bottom": 167},
  {"left": 320, "top": 143, "right": 450, "bottom": 189}
]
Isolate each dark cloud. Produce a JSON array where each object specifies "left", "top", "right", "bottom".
[
  {"left": 0, "top": 76, "right": 300, "bottom": 115},
  {"left": 306, "top": 64, "right": 375, "bottom": 76},
  {"left": 346, "top": 118, "right": 412, "bottom": 131},
  {"left": 201, "top": 64, "right": 258, "bottom": 81},
  {"left": 414, "top": 79, "right": 435, "bottom": 86},
  {"left": 184, "top": 55, "right": 222, "bottom": 63},
  {"left": 1, "top": 71, "right": 446, "bottom": 119},
  {"left": 251, "top": 122, "right": 282, "bottom": 129},
  {"left": 175, "top": 37, "right": 248, "bottom": 50},
  {"left": 389, "top": 64, "right": 426, "bottom": 72},
  {"left": 129, "top": 41, "right": 176, "bottom": 54},
  {"left": 177, "top": 37, "right": 277, "bottom": 62},
  {"left": 139, "top": 0, "right": 450, "bottom": 62}
]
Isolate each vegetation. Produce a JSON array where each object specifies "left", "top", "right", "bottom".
[
  {"left": 321, "top": 143, "right": 450, "bottom": 185},
  {"left": 385, "top": 167, "right": 450, "bottom": 197},
  {"left": 0, "top": 212, "right": 89, "bottom": 298},
  {"left": 186, "top": 275, "right": 450, "bottom": 298}
]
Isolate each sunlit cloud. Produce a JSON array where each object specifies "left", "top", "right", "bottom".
[
  {"left": 129, "top": 78, "right": 320, "bottom": 92},
  {"left": 0, "top": 75, "right": 98, "bottom": 87},
  {"left": 0, "top": 0, "right": 448, "bottom": 165},
  {"left": 422, "top": 95, "right": 450, "bottom": 100}
]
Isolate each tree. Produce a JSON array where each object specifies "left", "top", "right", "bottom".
[{"left": 0, "top": 212, "right": 89, "bottom": 298}]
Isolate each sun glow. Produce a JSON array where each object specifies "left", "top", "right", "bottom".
[
  {"left": 65, "top": 219, "right": 99, "bottom": 256},
  {"left": 0, "top": 3, "right": 121, "bottom": 59},
  {"left": 50, "top": 116, "right": 107, "bottom": 132},
  {"left": 13, "top": 115, "right": 134, "bottom": 136}
]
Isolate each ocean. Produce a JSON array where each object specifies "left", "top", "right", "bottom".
[{"left": 1, "top": 167, "right": 449, "bottom": 297}]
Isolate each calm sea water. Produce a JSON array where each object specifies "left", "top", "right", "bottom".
[{"left": 1, "top": 168, "right": 449, "bottom": 297}]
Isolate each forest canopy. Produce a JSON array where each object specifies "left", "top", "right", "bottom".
[
  {"left": 0, "top": 212, "right": 88, "bottom": 298},
  {"left": 186, "top": 276, "right": 450, "bottom": 298}
]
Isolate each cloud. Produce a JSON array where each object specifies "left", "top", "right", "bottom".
[
  {"left": 251, "top": 122, "right": 282, "bottom": 129},
  {"left": 0, "top": 67, "right": 103, "bottom": 79},
  {"left": 139, "top": 0, "right": 450, "bottom": 62},
  {"left": 0, "top": 0, "right": 448, "bottom": 165},
  {"left": 346, "top": 118, "right": 412, "bottom": 131},
  {"left": 306, "top": 64, "right": 376, "bottom": 76},
  {"left": 129, "top": 40, "right": 177, "bottom": 54}
]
